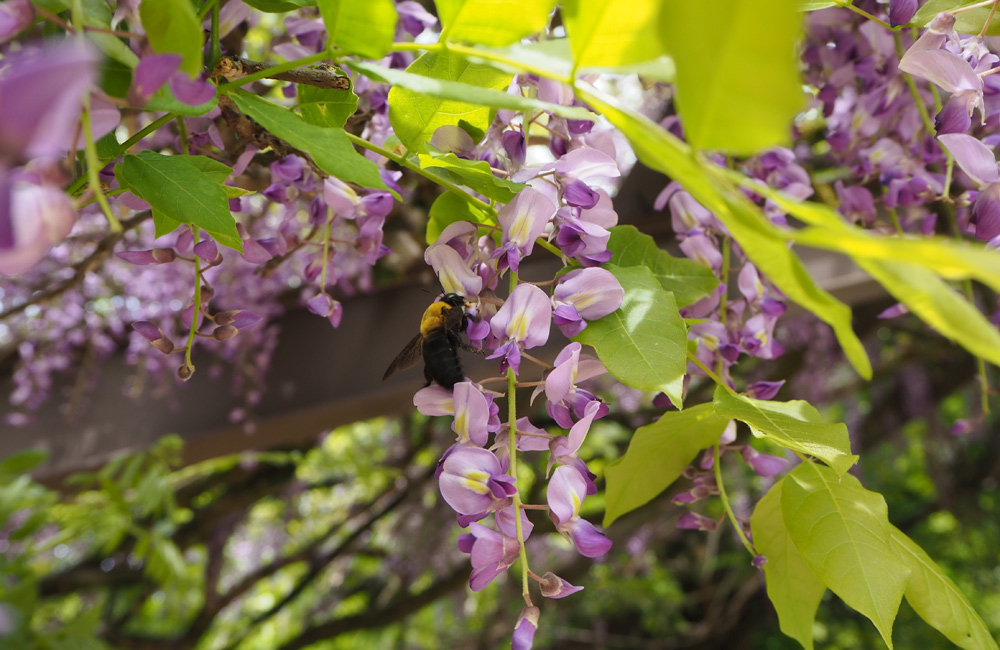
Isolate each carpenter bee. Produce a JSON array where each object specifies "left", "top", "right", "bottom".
[{"left": 382, "top": 293, "right": 475, "bottom": 389}]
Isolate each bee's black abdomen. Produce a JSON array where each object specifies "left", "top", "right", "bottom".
[{"left": 422, "top": 329, "right": 464, "bottom": 389}]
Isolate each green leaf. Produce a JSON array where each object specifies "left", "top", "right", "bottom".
[
  {"left": 241, "top": 0, "right": 316, "bottom": 12},
  {"left": 914, "top": 0, "right": 1000, "bottom": 35},
  {"left": 857, "top": 259, "right": 1000, "bottom": 368},
  {"left": 660, "top": 0, "right": 804, "bottom": 154},
  {"left": 139, "top": 0, "right": 203, "bottom": 77},
  {"left": 574, "top": 264, "right": 687, "bottom": 407},
  {"left": 437, "top": 0, "right": 558, "bottom": 46},
  {"left": 562, "top": 0, "right": 668, "bottom": 68},
  {"left": 426, "top": 191, "right": 494, "bottom": 244},
  {"left": 762, "top": 190, "right": 1000, "bottom": 296},
  {"left": 0, "top": 450, "right": 49, "bottom": 477},
  {"left": 888, "top": 525, "right": 1000, "bottom": 650},
  {"left": 750, "top": 478, "right": 825, "bottom": 650},
  {"left": 713, "top": 386, "right": 857, "bottom": 474},
  {"left": 604, "top": 403, "right": 729, "bottom": 526},
  {"left": 349, "top": 59, "right": 596, "bottom": 121},
  {"left": 385, "top": 52, "right": 513, "bottom": 152},
  {"left": 115, "top": 151, "right": 242, "bottom": 251},
  {"left": 606, "top": 225, "right": 719, "bottom": 307},
  {"left": 574, "top": 84, "right": 872, "bottom": 379},
  {"left": 781, "top": 463, "right": 909, "bottom": 649},
  {"left": 228, "top": 90, "right": 391, "bottom": 194},
  {"left": 299, "top": 83, "right": 358, "bottom": 129},
  {"left": 79, "top": 0, "right": 139, "bottom": 68},
  {"left": 800, "top": 0, "right": 838, "bottom": 8},
  {"left": 317, "top": 0, "right": 397, "bottom": 59},
  {"left": 418, "top": 153, "right": 524, "bottom": 203}
]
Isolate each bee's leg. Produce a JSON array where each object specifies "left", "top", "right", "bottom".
[{"left": 423, "top": 365, "right": 434, "bottom": 386}]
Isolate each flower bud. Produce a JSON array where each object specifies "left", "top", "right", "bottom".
[
  {"left": 177, "top": 363, "right": 195, "bottom": 381},
  {"left": 212, "top": 324, "right": 238, "bottom": 341}
]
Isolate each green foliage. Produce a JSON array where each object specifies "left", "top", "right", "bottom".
[
  {"left": 574, "top": 85, "right": 873, "bottom": 380},
  {"left": 427, "top": 191, "right": 494, "bottom": 244},
  {"left": 317, "top": 0, "right": 397, "bottom": 59},
  {"left": 241, "top": 0, "right": 316, "bottom": 12},
  {"left": 349, "top": 59, "right": 596, "bottom": 120},
  {"left": 228, "top": 89, "right": 392, "bottom": 194},
  {"left": 603, "top": 403, "right": 729, "bottom": 526},
  {"left": 574, "top": 264, "right": 688, "bottom": 407},
  {"left": 562, "top": 0, "right": 667, "bottom": 68},
  {"left": 713, "top": 387, "right": 857, "bottom": 475},
  {"left": 115, "top": 151, "right": 243, "bottom": 251},
  {"left": 417, "top": 152, "right": 524, "bottom": 203},
  {"left": 138, "top": 0, "right": 203, "bottom": 77},
  {"left": 606, "top": 225, "right": 719, "bottom": 307},
  {"left": 781, "top": 464, "right": 910, "bottom": 648},
  {"left": 298, "top": 82, "right": 359, "bottom": 129},
  {"left": 661, "top": 0, "right": 805, "bottom": 154},
  {"left": 386, "top": 51, "right": 512, "bottom": 151},
  {"left": 913, "top": 0, "right": 1000, "bottom": 36},
  {"left": 437, "top": 0, "right": 558, "bottom": 46}
]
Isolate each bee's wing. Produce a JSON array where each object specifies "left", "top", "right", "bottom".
[{"left": 382, "top": 333, "right": 424, "bottom": 381}]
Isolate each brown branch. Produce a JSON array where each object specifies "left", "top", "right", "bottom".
[{"left": 213, "top": 56, "right": 351, "bottom": 90}]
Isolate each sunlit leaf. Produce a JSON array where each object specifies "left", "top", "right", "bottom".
[
  {"left": 563, "top": 0, "right": 667, "bottom": 68},
  {"left": 437, "top": 0, "right": 558, "bottom": 46},
  {"left": 661, "top": 0, "right": 804, "bottom": 153},
  {"left": 606, "top": 225, "right": 719, "bottom": 307},
  {"left": 889, "top": 525, "right": 1000, "bottom": 650},
  {"left": 317, "top": 0, "right": 397, "bottom": 59},
  {"left": 604, "top": 404, "right": 729, "bottom": 526},
  {"left": 751, "top": 478, "right": 825, "bottom": 650},
  {"left": 782, "top": 463, "right": 909, "bottom": 649},
  {"left": 299, "top": 83, "right": 358, "bottom": 129},
  {"left": 139, "top": 0, "right": 203, "bottom": 76},
  {"left": 385, "top": 51, "right": 513, "bottom": 152},
  {"left": 574, "top": 83, "right": 872, "bottom": 379},
  {"left": 426, "top": 191, "right": 494, "bottom": 244},
  {"left": 713, "top": 387, "right": 857, "bottom": 474}
]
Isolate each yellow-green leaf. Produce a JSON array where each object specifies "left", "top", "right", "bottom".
[
  {"left": 317, "top": 0, "right": 397, "bottom": 59},
  {"left": 437, "top": 0, "right": 558, "bottom": 46},
  {"left": 563, "top": 0, "right": 667, "bottom": 69}
]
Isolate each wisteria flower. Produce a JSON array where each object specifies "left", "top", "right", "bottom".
[
  {"left": 543, "top": 342, "right": 608, "bottom": 428},
  {"left": 0, "top": 182, "right": 76, "bottom": 275},
  {"left": 488, "top": 283, "right": 552, "bottom": 373},
  {"left": 549, "top": 400, "right": 602, "bottom": 495},
  {"left": 425, "top": 244, "right": 484, "bottom": 297},
  {"left": 512, "top": 606, "right": 540, "bottom": 650},
  {"left": 457, "top": 522, "right": 520, "bottom": 591},
  {"left": 494, "top": 188, "right": 556, "bottom": 273},
  {"left": 547, "top": 465, "right": 612, "bottom": 557},
  {"left": 452, "top": 381, "right": 490, "bottom": 446},
  {"left": 129, "top": 53, "right": 215, "bottom": 107},
  {"left": 551, "top": 267, "right": 623, "bottom": 337},
  {"left": 439, "top": 446, "right": 517, "bottom": 516},
  {"left": 538, "top": 572, "right": 584, "bottom": 599}
]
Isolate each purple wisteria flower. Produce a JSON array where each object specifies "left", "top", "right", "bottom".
[
  {"left": 132, "top": 321, "right": 175, "bottom": 354},
  {"left": 0, "top": 182, "right": 77, "bottom": 275},
  {"left": 425, "top": 243, "right": 484, "bottom": 298},
  {"left": 494, "top": 188, "right": 556, "bottom": 273},
  {"left": 546, "top": 465, "right": 612, "bottom": 557},
  {"left": 439, "top": 446, "right": 517, "bottom": 517},
  {"left": 543, "top": 342, "right": 608, "bottom": 428},
  {"left": 549, "top": 400, "right": 602, "bottom": 496},
  {"left": 512, "top": 606, "right": 540, "bottom": 650},
  {"left": 457, "top": 522, "right": 520, "bottom": 591},
  {"left": 129, "top": 53, "right": 216, "bottom": 107},
  {"left": 452, "top": 381, "right": 492, "bottom": 446},
  {"left": 0, "top": 0, "right": 33, "bottom": 42},
  {"left": 551, "top": 267, "right": 623, "bottom": 337},
  {"left": 677, "top": 512, "right": 719, "bottom": 531},
  {"left": 487, "top": 283, "right": 552, "bottom": 373},
  {"left": 538, "top": 572, "right": 584, "bottom": 599},
  {"left": 741, "top": 446, "right": 788, "bottom": 477}
]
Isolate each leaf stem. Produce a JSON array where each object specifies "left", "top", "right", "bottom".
[
  {"left": 391, "top": 41, "right": 572, "bottom": 84},
  {"left": 712, "top": 443, "right": 756, "bottom": 556}
]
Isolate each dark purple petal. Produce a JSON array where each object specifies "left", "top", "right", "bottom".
[
  {"left": 972, "top": 183, "right": 1000, "bottom": 240},
  {"left": 741, "top": 446, "right": 788, "bottom": 477},
  {"left": 677, "top": 512, "right": 718, "bottom": 531},
  {"left": 745, "top": 380, "right": 785, "bottom": 400},
  {"left": 193, "top": 239, "right": 221, "bottom": 264},
  {"left": 501, "top": 129, "right": 526, "bottom": 167},
  {"left": 935, "top": 96, "right": 972, "bottom": 135},
  {"left": 562, "top": 179, "right": 599, "bottom": 209},
  {"left": 888, "top": 0, "right": 917, "bottom": 27}
]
